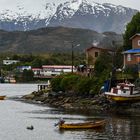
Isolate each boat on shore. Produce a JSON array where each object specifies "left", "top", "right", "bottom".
[
  {"left": 0, "top": 95, "right": 6, "bottom": 100},
  {"left": 105, "top": 82, "right": 140, "bottom": 102},
  {"left": 58, "top": 120, "right": 106, "bottom": 129}
]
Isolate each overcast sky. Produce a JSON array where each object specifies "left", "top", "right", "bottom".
[
  {"left": 91, "top": 0, "right": 140, "bottom": 10},
  {"left": 0, "top": 0, "right": 139, "bottom": 11}
]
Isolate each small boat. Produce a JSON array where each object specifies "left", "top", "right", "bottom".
[
  {"left": 0, "top": 95, "right": 6, "bottom": 100},
  {"left": 105, "top": 82, "right": 140, "bottom": 102},
  {"left": 26, "top": 125, "right": 34, "bottom": 130},
  {"left": 58, "top": 120, "right": 106, "bottom": 129}
]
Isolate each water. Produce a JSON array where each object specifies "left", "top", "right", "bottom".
[{"left": 0, "top": 84, "right": 140, "bottom": 140}]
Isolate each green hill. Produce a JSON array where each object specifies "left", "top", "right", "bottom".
[{"left": 0, "top": 26, "right": 123, "bottom": 54}]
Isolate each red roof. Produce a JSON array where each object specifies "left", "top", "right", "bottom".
[{"left": 32, "top": 68, "right": 42, "bottom": 70}]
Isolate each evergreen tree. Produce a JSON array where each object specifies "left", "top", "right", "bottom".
[
  {"left": 123, "top": 12, "right": 140, "bottom": 50},
  {"left": 94, "top": 52, "right": 112, "bottom": 76}
]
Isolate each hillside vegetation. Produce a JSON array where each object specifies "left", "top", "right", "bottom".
[{"left": 0, "top": 27, "right": 123, "bottom": 54}]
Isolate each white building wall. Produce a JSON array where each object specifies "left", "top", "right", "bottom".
[
  {"left": 3, "top": 60, "right": 19, "bottom": 65},
  {"left": 42, "top": 66, "right": 77, "bottom": 76},
  {"left": 32, "top": 69, "right": 44, "bottom": 76}
]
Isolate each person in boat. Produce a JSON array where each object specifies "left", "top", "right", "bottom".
[
  {"left": 55, "top": 118, "right": 65, "bottom": 126},
  {"left": 59, "top": 117, "right": 65, "bottom": 125}
]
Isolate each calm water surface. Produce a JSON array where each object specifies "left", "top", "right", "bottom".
[{"left": 0, "top": 84, "right": 140, "bottom": 140}]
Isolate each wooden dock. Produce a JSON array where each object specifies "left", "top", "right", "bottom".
[{"left": 37, "top": 80, "right": 51, "bottom": 91}]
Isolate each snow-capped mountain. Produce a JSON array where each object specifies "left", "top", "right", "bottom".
[
  {"left": 0, "top": 0, "right": 138, "bottom": 33},
  {"left": 48, "top": 0, "right": 138, "bottom": 33}
]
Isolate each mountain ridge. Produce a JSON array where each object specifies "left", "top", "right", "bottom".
[{"left": 0, "top": 0, "right": 138, "bottom": 33}]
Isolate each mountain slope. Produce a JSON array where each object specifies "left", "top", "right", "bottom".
[
  {"left": 0, "top": 27, "right": 123, "bottom": 54},
  {"left": 48, "top": 0, "right": 138, "bottom": 33},
  {"left": 0, "top": 0, "right": 138, "bottom": 33}
]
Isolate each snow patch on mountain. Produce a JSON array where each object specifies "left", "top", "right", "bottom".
[
  {"left": 53, "top": 0, "right": 82, "bottom": 20},
  {"left": 0, "top": 0, "right": 138, "bottom": 33},
  {"left": 52, "top": 0, "right": 135, "bottom": 21},
  {"left": 0, "top": 2, "right": 57, "bottom": 21}
]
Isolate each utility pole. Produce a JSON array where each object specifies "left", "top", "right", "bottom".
[
  {"left": 72, "top": 44, "right": 74, "bottom": 73},
  {"left": 71, "top": 43, "right": 80, "bottom": 73}
]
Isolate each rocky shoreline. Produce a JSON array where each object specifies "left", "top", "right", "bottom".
[{"left": 19, "top": 90, "right": 140, "bottom": 114}]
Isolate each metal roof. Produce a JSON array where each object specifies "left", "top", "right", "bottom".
[{"left": 123, "top": 48, "right": 140, "bottom": 54}]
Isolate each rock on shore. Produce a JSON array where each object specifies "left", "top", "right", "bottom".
[{"left": 21, "top": 90, "right": 140, "bottom": 113}]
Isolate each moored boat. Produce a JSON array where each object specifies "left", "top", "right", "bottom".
[
  {"left": 0, "top": 95, "right": 6, "bottom": 100},
  {"left": 58, "top": 120, "right": 106, "bottom": 129},
  {"left": 105, "top": 82, "right": 140, "bottom": 102}
]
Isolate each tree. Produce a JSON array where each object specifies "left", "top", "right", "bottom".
[
  {"left": 94, "top": 52, "right": 112, "bottom": 76},
  {"left": 22, "top": 69, "right": 34, "bottom": 82},
  {"left": 123, "top": 12, "right": 140, "bottom": 50},
  {"left": 32, "top": 58, "right": 42, "bottom": 67}
]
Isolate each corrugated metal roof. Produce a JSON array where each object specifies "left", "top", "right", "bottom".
[{"left": 123, "top": 48, "right": 140, "bottom": 54}]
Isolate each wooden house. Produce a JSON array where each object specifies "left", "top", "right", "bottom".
[
  {"left": 86, "top": 45, "right": 112, "bottom": 67},
  {"left": 123, "top": 34, "right": 140, "bottom": 68}
]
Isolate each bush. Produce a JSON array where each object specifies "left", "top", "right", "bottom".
[
  {"left": 51, "top": 71, "right": 110, "bottom": 96},
  {"left": 76, "top": 77, "right": 92, "bottom": 95},
  {"left": 51, "top": 76, "right": 63, "bottom": 92},
  {"left": 60, "top": 74, "right": 80, "bottom": 92}
]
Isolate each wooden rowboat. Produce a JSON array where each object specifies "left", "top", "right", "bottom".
[
  {"left": 59, "top": 120, "right": 106, "bottom": 129},
  {"left": 0, "top": 95, "right": 6, "bottom": 100}
]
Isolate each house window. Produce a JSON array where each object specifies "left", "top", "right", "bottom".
[
  {"left": 95, "top": 52, "right": 98, "bottom": 57},
  {"left": 138, "top": 40, "right": 140, "bottom": 46},
  {"left": 127, "top": 54, "right": 131, "bottom": 61}
]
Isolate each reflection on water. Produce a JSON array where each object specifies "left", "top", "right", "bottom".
[
  {"left": 0, "top": 84, "right": 140, "bottom": 140},
  {"left": 107, "top": 114, "right": 140, "bottom": 140}
]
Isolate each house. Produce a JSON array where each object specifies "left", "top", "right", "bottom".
[
  {"left": 86, "top": 45, "right": 113, "bottom": 67},
  {"left": 123, "top": 34, "right": 140, "bottom": 69},
  {"left": 17, "top": 66, "right": 32, "bottom": 72},
  {"left": 32, "top": 65, "right": 77, "bottom": 78},
  {"left": 42, "top": 65, "right": 76, "bottom": 76},
  {"left": 32, "top": 68, "right": 43, "bottom": 77},
  {"left": 3, "top": 60, "right": 20, "bottom": 65}
]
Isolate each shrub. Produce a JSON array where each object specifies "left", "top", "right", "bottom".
[
  {"left": 51, "top": 76, "right": 63, "bottom": 92},
  {"left": 76, "top": 77, "right": 92, "bottom": 95},
  {"left": 60, "top": 74, "right": 80, "bottom": 92}
]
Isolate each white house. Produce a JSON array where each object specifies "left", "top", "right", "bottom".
[
  {"left": 3, "top": 60, "right": 20, "bottom": 65},
  {"left": 32, "top": 68, "right": 44, "bottom": 76},
  {"left": 32, "top": 65, "right": 76, "bottom": 77},
  {"left": 17, "top": 66, "right": 32, "bottom": 72},
  {"left": 42, "top": 65, "right": 76, "bottom": 76}
]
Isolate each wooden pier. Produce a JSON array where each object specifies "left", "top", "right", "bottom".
[
  {"left": 37, "top": 80, "right": 51, "bottom": 91},
  {"left": 37, "top": 84, "right": 49, "bottom": 91}
]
